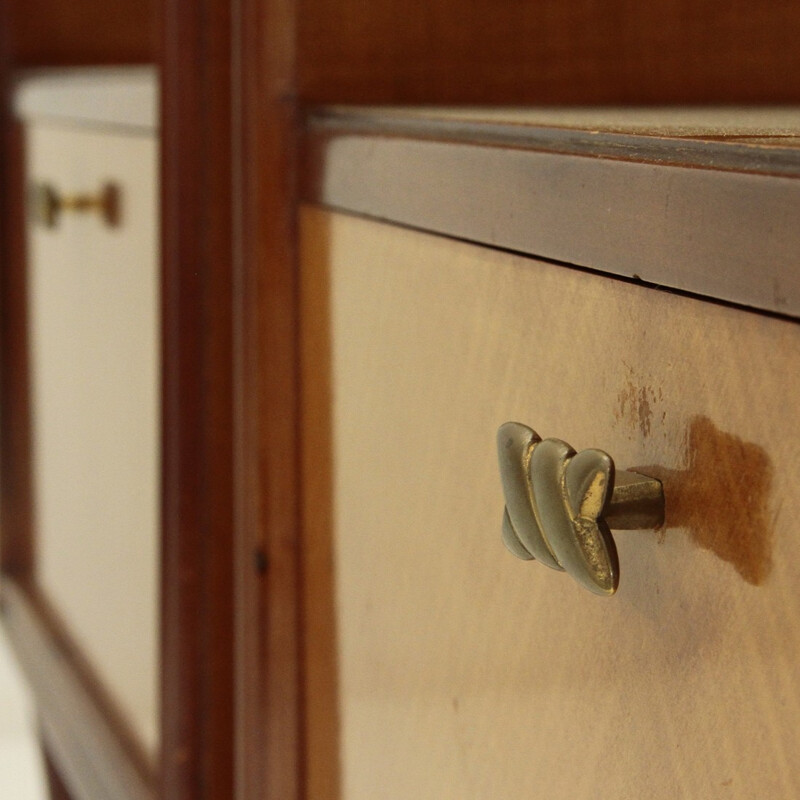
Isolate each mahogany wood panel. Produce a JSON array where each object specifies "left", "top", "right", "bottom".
[
  {"left": 297, "top": 0, "right": 800, "bottom": 104},
  {"left": 160, "top": 0, "right": 306, "bottom": 796},
  {"left": 4, "top": 0, "right": 800, "bottom": 103},
  {"left": 7, "top": 0, "right": 156, "bottom": 66},
  {"left": 160, "top": 0, "right": 235, "bottom": 797},
  {"left": 301, "top": 206, "right": 800, "bottom": 798}
]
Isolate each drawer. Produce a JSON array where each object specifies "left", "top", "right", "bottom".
[
  {"left": 300, "top": 205, "right": 800, "bottom": 798},
  {"left": 25, "top": 119, "right": 160, "bottom": 759}
]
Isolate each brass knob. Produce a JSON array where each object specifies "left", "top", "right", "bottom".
[
  {"left": 497, "top": 422, "right": 664, "bottom": 596},
  {"left": 30, "top": 182, "right": 121, "bottom": 229}
]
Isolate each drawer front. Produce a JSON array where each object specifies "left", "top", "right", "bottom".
[
  {"left": 301, "top": 206, "right": 800, "bottom": 798},
  {"left": 26, "top": 123, "right": 160, "bottom": 758}
]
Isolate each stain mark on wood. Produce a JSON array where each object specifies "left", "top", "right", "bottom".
[
  {"left": 638, "top": 415, "right": 774, "bottom": 586},
  {"left": 253, "top": 548, "right": 269, "bottom": 575},
  {"left": 616, "top": 367, "right": 663, "bottom": 440}
]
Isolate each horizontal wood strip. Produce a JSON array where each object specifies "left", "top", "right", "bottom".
[
  {"left": 302, "top": 114, "right": 800, "bottom": 319},
  {"left": 297, "top": 0, "right": 800, "bottom": 104},
  {"left": 6, "top": 0, "right": 155, "bottom": 66},
  {"left": 308, "top": 108, "right": 800, "bottom": 176}
]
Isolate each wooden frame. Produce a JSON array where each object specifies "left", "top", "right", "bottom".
[
  {"left": 230, "top": 0, "right": 303, "bottom": 795},
  {"left": 3, "top": 1, "right": 800, "bottom": 799},
  {"left": 160, "top": 0, "right": 236, "bottom": 796},
  {"left": 0, "top": 0, "right": 288, "bottom": 794},
  {"left": 0, "top": 3, "right": 239, "bottom": 799}
]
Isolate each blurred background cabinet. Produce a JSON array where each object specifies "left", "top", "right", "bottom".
[
  {"left": 4, "top": 68, "right": 160, "bottom": 799},
  {"left": 22, "top": 68, "right": 160, "bottom": 762}
]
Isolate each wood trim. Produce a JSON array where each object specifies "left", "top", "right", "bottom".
[
  {"left": 231, "top": 0, "right": 303, "bottom": 795},
  {"left": 298, "top": 206, "right": 341, "bottom": 800},
  {"left": 0, "top": 579, "right": 155, "bottom": 800},
  {"left": 302, "top": 112, "right": 800, "bottom": 320},
  {"left": 0, "top": 0, "right": 34, "bottom": 579},
  {"left": 160, "top": 0, "right": 235, "bottom": 797}
]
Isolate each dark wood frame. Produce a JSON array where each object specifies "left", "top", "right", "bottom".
[
  {"left": 0, "top": 0, "right": 300, "bottom": 793},
  {"left": 4, "top": 1, "right": 800, "bottom": 799},
  {"left": 0, "top": 0, "right": 242, "bottom": 797},
  {"left": 160, "top": 0, "right": 236, "bottom": 796},
  {"left": 230, "top": 0, "right": 303, "bottom": 795}
]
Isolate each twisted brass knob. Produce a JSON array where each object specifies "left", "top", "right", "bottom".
[
  {"left": 497, "top": 422, "right": 664, "bottom": 596},
  {"left": 30, "top": 182, "right": 121, "bottom": 229}
]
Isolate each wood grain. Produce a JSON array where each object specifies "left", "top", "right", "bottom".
[
  {"left": 230, "top": 0, "right": 303, "bottom": 794},
  {"left": 301, "top": 206, "right": 800, "bottom": 799},
  {"left": 7, "top": 0, "right": 155, "bottom": 66},
  {"left": 5, "top": 0, "right": 800, "bottom": 103},
  {"left": 299, "top": 204, "right": 341, "bottom": 800},
  {"left": 297, "top": 0, "right": 800, "bottom": 104},
  {"left": 160, "top": 0, "right": 235, "bottom": 796}
]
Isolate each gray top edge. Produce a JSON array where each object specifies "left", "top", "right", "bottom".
[
  {"left": 14, "top": 66, "right": 159, "bottom": 133},
  {"left": 308, "top": 107, "right": 800, "bottom": 178},
  {"left": 304, "top": 109, "right": 800, "bottom": 320}
]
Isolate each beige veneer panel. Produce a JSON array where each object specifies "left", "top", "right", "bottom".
[
  {"left": 301, "top": 205, "right": 800, "bottom": 799},
  {"left": 27, "top": 123, "right": 160, "bottom": 758}
]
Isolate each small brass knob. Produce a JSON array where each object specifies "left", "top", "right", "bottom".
[
  {"left": 497, "top": 422, "right": 664, "bottom": 596},
  {"left": 30, "top": 182, "right": 121, "bottom": 229}
]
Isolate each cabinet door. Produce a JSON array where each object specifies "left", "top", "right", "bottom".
[
  {"left": 301, "top": 206, "right": 800, "bottom": 799},
  {"left": 26, "top": 123, "right": 160, "bottom": 760}
]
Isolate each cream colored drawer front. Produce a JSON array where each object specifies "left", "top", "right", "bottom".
[
  {"left": 301, "top": 206, "right": 800, "bottom": 799},
  {"left": 27, "top": 123, "right": 160, "bottom": 758}
]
